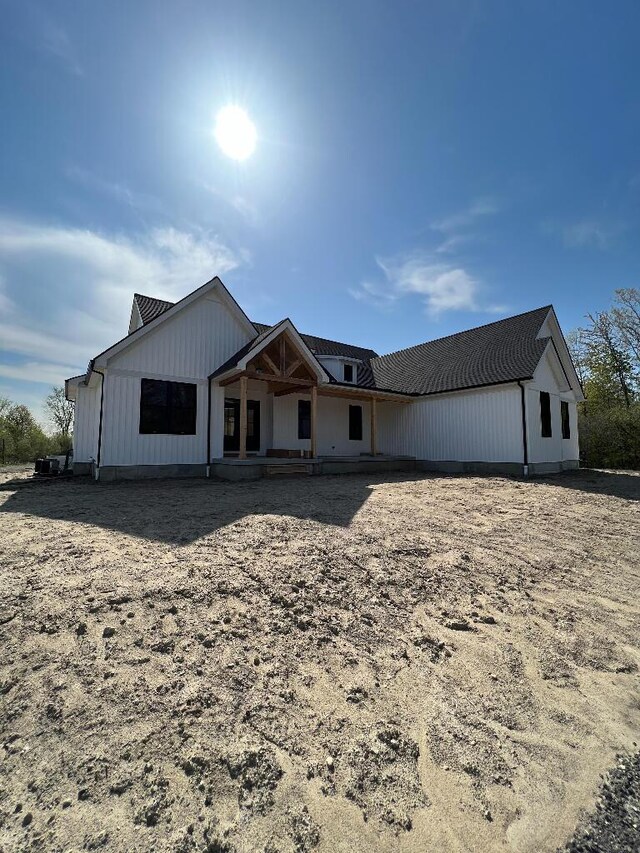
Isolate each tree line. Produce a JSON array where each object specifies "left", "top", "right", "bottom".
[
  {"left": 568, "top": 288, "right": 640, "bottom": 469},
  {"left": 0, "top": 387, "right": 73, "bottom": 465}
]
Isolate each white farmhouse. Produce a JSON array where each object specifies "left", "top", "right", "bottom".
[{"left": 65, "top": 277, "right": 583, "bottom": 480}]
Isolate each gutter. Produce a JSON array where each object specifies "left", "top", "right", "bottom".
[
  {"left": 93, "top": 368, "right": 106, "bottom": 476},
  {"left": 518, "top": 381, "right": 529, "bottom": 477},
  {"left": 206, "top": 376, "right": 212, "bottom": 478}
]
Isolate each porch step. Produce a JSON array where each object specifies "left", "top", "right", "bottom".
[{"left": 264, "top": 463, "right": 312, "bottom": 477}]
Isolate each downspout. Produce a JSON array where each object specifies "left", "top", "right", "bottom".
[
  {"left": 93, "top": 368, "right": 106, "bottom": 480},
  {"left": 518, "top": 381, "right": 529, "bottom": 477},
  {"left": 206, "top": 376, "right": 212, "bottom": 478}
]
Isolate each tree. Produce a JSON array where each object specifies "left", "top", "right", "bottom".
[
  {"left": 2, "top": 403, "right": 51, "bottom": 462},
  {"left": 45, "top": 387, "right": 74, "bottom": 438}
]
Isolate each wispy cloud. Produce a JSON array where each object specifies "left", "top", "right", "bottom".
[
  {"left": 350, "top": 251, "right": 505, "bottom": 316},
  {"left": 203, "top": 184, "right": 260, "bottom": 226},
  {"left": 0, "top": 217, "right": 248, "bottom": 389},
  {"left": 66, "top": 166, "right": 164, "bottom": 214},
  {"left": 430, "top": 197, "right": 500, "bottom": 236},
  {"left": 26, "top": 3, "right": 83, "bottom": 76},
  {"left": 557, "top": 220, "right": 615, "bottom": 250}
]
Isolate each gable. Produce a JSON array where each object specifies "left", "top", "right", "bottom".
[{"left": 107, "top": 288, "right": 253, "bottom": 378}]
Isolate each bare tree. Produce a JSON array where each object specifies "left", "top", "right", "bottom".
[
  {"left": 45, "top": 387, "right": 74, "bottom": 437},
  {"left": 611, "top": 288, "right": 640, "bottom": 375},
  {"left": 583, "top": 311, "right": 634, "bottom": 408}
]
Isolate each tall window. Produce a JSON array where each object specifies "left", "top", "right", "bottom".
[
  {"left": 540, "top": 391, "right": 552, "bottom": 438},
  {"left": 343, "top": 363, "right": 354, "bottom": 383},
  {"left": 349, "top": 404, "right": 363, "bottom": 441},
  {"left": 140, "top": 379, "right": 197, "bottom": 435},
  {"left": 561, "top": 400, "right": 570, "bottom": 439},
  {"left": 298, "top": 399, "right": 311, "bottom": 439}
]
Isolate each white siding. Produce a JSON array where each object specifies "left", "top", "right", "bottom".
[
  {"left": 316, "top": 356, "right": 359, "bottom": 385},
  {"left": 272, "top": 393, "right": 372, "bottom": 456},
  {"left": 526, "top": 349, "right": 579, "bottom": 464},
  {"left": 109, "top": 294, "right": 250, "bottom": 377},
  {"left": 100, "top": 372, "right": 208, "bottom": 466},
  {"left": 73, "top": 384, "right": 100, "bottom": 463},
  {"left": 378, "top": 385, "right": 524, "bottom": 462}
]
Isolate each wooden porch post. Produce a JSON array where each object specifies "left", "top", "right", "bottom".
[
  {"left": 310, "top": 385, "right": 317, "bottom": 459},
  {"left": 239, "top": 375, "right": 248, "bottom": 460},
  {"left": 371, "top": 397, "right": 377, "bottom": 456}
]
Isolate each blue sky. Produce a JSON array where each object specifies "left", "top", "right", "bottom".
[{"left": 1, "top": 1, "right": 639, "bottom": 423}]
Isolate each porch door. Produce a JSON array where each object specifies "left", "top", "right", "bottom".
[{"left": 224, "top": 398, "right": 261, "bottom": 453}]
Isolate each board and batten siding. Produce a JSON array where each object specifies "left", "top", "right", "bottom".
[
  {"left": 526, "top": 348, "right": 579, "bottom": 465},
  {"left": 272, "top": 393, "right": 372, "bottom": 456},
  {"left": 109, "top": 294, "right": 251, "bottom": 377},
  {"left": 72, "top": 383, "right": 101, "bottom": 463},
  {"left": 100, "top": 372, "right": 209, "bottom": 466},
  {"left": 377, "top": 385, "right": 524, "bottom": 463}
]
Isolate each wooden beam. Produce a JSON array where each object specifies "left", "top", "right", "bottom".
[
  {"left": 310, "top": 385, "right": 317, "bottom": 459},
  {"left": 284, "top": 358, "right": 302, "bottom": 377},
  {"left": 370, "top": 397, "right": 377, "bottom": 456},
  {"left": 239, "top": 375, "right": 247, "bottom": 460},
  {"left": 245, "top": 370, "right": 314, "bottom": 386},
  {"left": 279, "top": 336, "right": 286, "bottom": 373},
  {"left": 260, "top": 352, "right": 281, "bottom": 376},
  {"left": 273, "top": 385, "right": 311, "bottom": 397}
]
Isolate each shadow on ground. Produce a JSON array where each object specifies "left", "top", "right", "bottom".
[
  {"left": 0, "top": 472, "right": 429, "bottom": 544},
  {"left": 1, "top": 468, "right": 637, "bottom": 545}
]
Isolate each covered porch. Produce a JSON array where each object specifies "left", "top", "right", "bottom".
[{"left": 208, "top": 320, "right": 413, "bottom": 479}]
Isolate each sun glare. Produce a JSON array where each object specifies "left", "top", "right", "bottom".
[{"left": 214, "top": 105, "right": 257, "bottom": 161}]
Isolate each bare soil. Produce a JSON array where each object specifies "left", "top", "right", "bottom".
[{"left": 0, "top": 469, "right": 638, "bottom": 853}]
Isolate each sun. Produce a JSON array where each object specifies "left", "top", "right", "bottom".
[{"left": 214, "top": 105, "right": 257, "bottom": 161}]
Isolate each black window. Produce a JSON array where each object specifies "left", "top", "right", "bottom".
[
  {"left": 561, "top": 400, "right": 570, "bottom": 439},
  {"left": 140, "top": 379, "right": 197, "bottom": 435},
  {"left": 540, "top": 391, "right": 552, "bottom": 438},
  {"left": 343, "top": 364, "right": 354, "bottom": 383},
  {"left": 349, "top": 404, "right": 363, "bottom": 441},
  {"left": 298, "top": 399, "right": 311, "bottom": 440}
]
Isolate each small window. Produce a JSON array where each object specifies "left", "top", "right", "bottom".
[
  {"left": 343, "top": 363, "right": 354, "bottom": 383},
  {"left": 349, "top": 404, "right": 363, "bottom": 441},
  {"left": 140, "top": 379, "right": 197, "bottom": 435},
  {"left": 540, "top": 391, "right": 552, "bottom": 438},
  {"left": 298, "top": 399, "right": 311, "bottom": 440},
  {"left": 561, "top": 401, "right": 570, "bottom": 440}
]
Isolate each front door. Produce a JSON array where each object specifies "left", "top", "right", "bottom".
[{"left": 224, "top": 398, "right": 261, "bottom": 453}]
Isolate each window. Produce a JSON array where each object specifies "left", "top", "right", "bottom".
[
  {"left": 140, "top": 379, "right": 197, "bottom": 435},
  {"left": 343, "top": 363, "right": 354, "bottom": 383},
  {"left": 561, "top": 400, "right": 570, "bottom": 439},
  {"left": 298, "top": 399, "right": 311, "bottom": 439},
  {"left": 540, "top": 391, "right": 552, "bottom": 438},
  {"left": 349, "top": 404, "right": 363, "bottom": 441}
]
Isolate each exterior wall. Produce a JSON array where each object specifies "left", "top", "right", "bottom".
[
  {"left": 272, "top": 393, "right": 372, "bottom": 456},
  {"left": 100, "top": 371, "right": 209, "bottom": 466},
  {"left": 109, "top": 293, "right": 250, "bottom": 377},
  {"left": 316, "top": 356, "right": 359, "bottom": 385},
  {"left": 98, "top": 290, "right": 255, "bottom": 468},
  {"left": 526, "top": 349, "right": 579, "bottom": 465},
  {"left": 72, "top": 383, "right": 100, "bottom": 463},
  {"left": 377, "top": 384, "right": 524, "bottom": 463}
]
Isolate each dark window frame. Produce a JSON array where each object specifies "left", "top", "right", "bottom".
[
  {"left": 561, "top": 400, "right": 570, "bottom": 440},
  {"left": 139, "top": 378, "right": 197, "bottom": 435},
  {"left": 540, "top": 391, "right": 552, "bottom": 438},
  {"left": 298, "top": 399, "right": 311, "bottom": 440},
  {"left": 343, "top": 363, "right": 354, "bottom": 383},
  {"left": 349, "top": 404, "right": 363, "bottom": 441}
]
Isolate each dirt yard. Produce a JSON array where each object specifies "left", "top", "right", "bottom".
[{"left": 0, "top": 469, "right": 638, "bottom": 852}]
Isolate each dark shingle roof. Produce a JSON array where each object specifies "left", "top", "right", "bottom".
[
  {"left": 134, "top": 293, "right": 174, "bottom": 325},
  {"left": 369, "top": 306, "right": 551, "bottom": 395},
  {"left": 131, "top": 293, "right": 553, "bottom": 396}
]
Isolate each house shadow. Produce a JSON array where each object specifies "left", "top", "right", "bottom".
[
  {"left": 530, "top": 468, "right": 640, "bottom": 502},
  {"left": 0, "top": 471, "right": 430, "bottom": 545}
]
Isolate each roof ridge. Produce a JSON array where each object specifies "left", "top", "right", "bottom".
[
  {"left": 253, "top": 321, "right": 378, "bottom": 356},
  {"left": 373, "top": 305, "right": 553, "bottom": 363}
]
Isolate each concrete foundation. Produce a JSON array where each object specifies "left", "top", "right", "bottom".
[
  {"left": 97, "top": 464, "right": 207, "bottom": 481},
  {"left": 72, "top": 462, "right": 93, "bottom": 476},
  {"left": 418, "top": 460, "right": 524, "bottom": 476}
]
